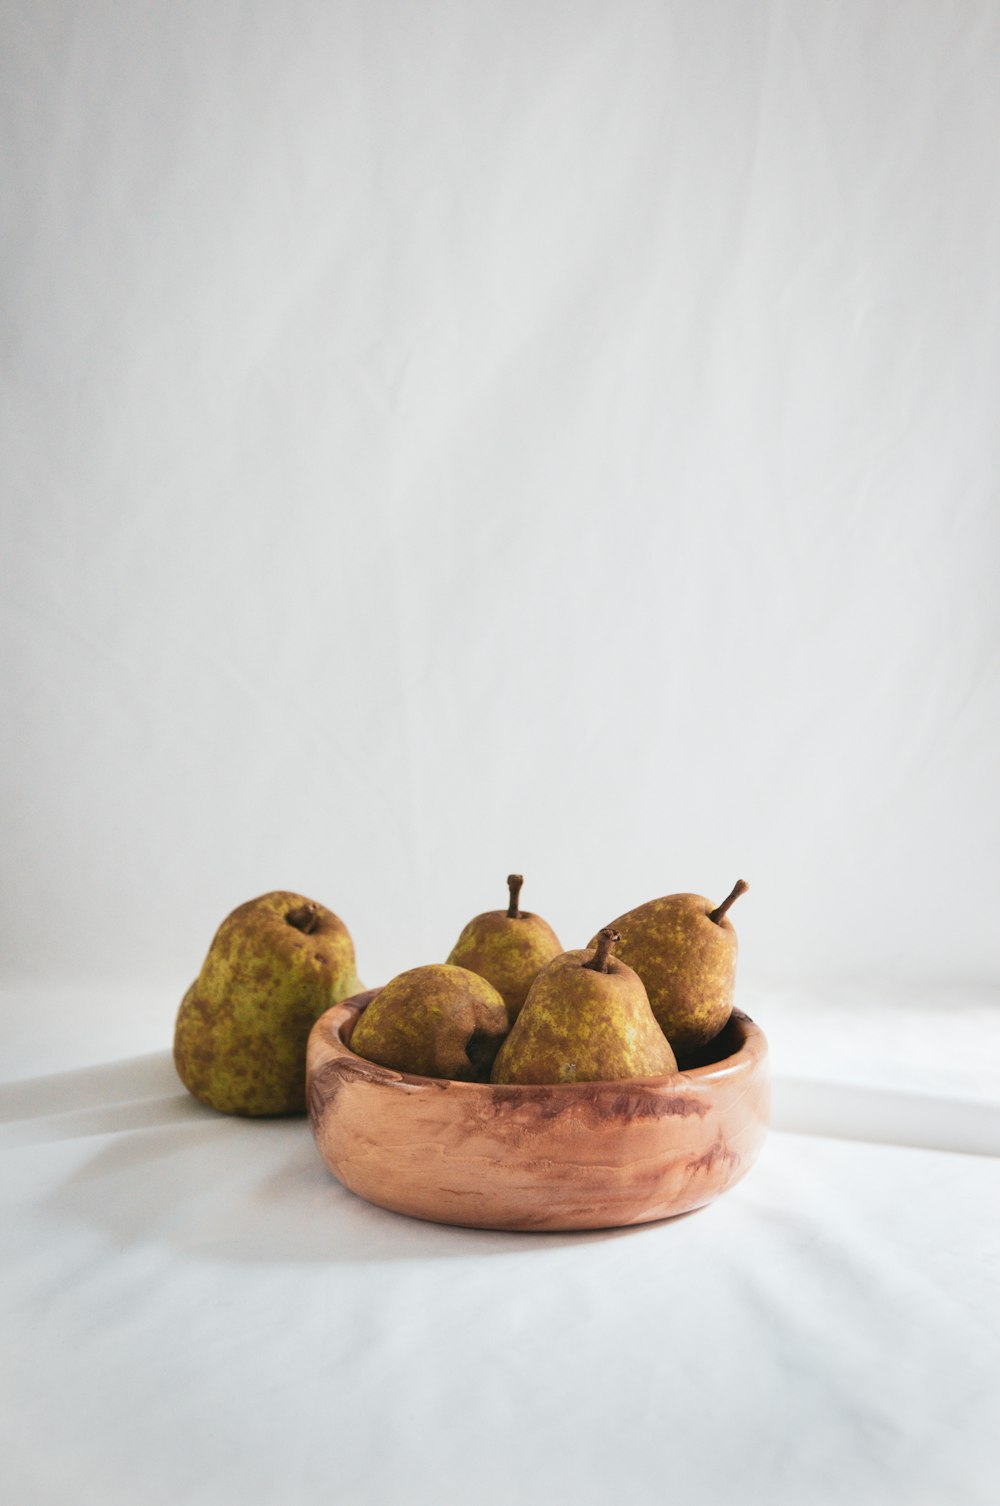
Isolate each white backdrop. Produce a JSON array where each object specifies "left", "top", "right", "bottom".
[
  {"left": 4, "top": 12, "right": 1000, "bottom": 1506},
  {"left": 3, "top": 0, "right": 1000, "bottom": 996}
]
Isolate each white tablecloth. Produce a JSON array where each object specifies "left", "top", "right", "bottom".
[{"left": 3, "top": 985, "right": 998, "bottom": 1506}]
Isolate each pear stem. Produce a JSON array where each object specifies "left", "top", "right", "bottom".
[
  {"left": 586, "top": 927, "right": 620, "bottom": 973},
  {"left": 507, "top": 874, "right": 524, "bottom": 919},
  {"left": 286, "top": 902, "right": 319, "bottom": 934},
  {"left": 709, "top": 880, "right": 749, "bottom": 926}
]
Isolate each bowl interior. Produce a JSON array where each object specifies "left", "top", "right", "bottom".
[{"left": 330, "top": 990, "right": 759, "bottom": 1093}]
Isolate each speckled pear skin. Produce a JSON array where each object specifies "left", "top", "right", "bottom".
[
  {"left": 173, "top": 891, "right": 362, "bottom": 1116},
  {"left": 490, "top": 945, "right": 677, "bottom": 1085},
  {"left": 447, "top": 911, "right": 562, "bottom": 1021},
  {"left": 592, "top": 890, "right": 743, "bottom": 1059},
  {"left": 446, "top": 874, "right": 563, "bottom": 1021},
  {"left": 350, "top": 964, "right": 509, "bottom": 1081}
]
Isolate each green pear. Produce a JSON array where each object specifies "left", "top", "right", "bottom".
[
  {"left": 491, "top": 929, "right": 677, "bottom": 1085},
  {"left": 350, "top": 964, "right": 509, "bottom": 1081},
  {"left": 446, "top": 874, "right": 562, "bottom": 1021},
  {"left": 173, "top": 890, "right": 363, "bottom": 1116},
  {"left": 592, "top": 881, "right": 749, "bottom": 1059}
]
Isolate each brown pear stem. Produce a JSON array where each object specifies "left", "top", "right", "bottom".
[
  {"left": 709, "top": 880, "right": 749, "bottom": 926},
  {"left": 507, "top": 874, "right": 524, "bottom": 919},
  {"left": 286, "top": 902, "right": 319, "bottom": 935},
  {"left": 585, "top": 927, "right": 620, "bottom": 972}
]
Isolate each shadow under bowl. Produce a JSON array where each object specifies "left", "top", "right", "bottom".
[{"left": 306, "top": 991, "right": 769, "bottom": 1232}]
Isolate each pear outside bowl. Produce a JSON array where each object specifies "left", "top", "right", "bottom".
[{"left": 306, "top": 990, "right": 769, "bottom": 1233}]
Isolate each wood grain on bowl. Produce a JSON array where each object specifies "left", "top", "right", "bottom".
[{"left": 306, "top": 990, "right": 769, "bottom": 1232}]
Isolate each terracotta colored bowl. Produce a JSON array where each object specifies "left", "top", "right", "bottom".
[{"left": 306, "top": 990, "right": 769, "bottom": 1232}]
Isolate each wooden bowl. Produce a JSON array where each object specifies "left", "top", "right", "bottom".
[{"left": 306, "top": 990, "right": 769, "bottom": 1232}]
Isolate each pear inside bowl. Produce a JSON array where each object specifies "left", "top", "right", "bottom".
[{"left": 306, "top": 990, "right": 769, "bottom": 1232}]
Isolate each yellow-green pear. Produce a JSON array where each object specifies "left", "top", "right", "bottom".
[
  {"left": 350, "top": 964, "right": 509, "bottom": 1081},
  {"left": 446, "top": 874, "right": 562, "bottom": 1021},
  {"left": 491, "top": 929, "right": 677, "bottom": 1085},
  {"left": 174, "top": 890, "right": 362, "bottom": 1116},
  {"left": 593, "top": 881, "right": 749, "bottom": 1059}
]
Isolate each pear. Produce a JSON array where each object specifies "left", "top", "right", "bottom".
[
  {"left": 350, "top": 964, "right": 509, "bottom": 1081},
  {"left": 173, "top": 890, "right": 362, "bottom": 1116},
  {"left": 592, "top": 881, "right": 749, "bottom": 1059},
  {"left": 491, "top": 929, "right": 677, "bottom": 1085},
  {"left": 446, "top": 874, "right": 562, "bottom": 1021}
]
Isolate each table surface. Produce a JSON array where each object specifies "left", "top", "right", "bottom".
[{"left": 3, "top": 983, "right": 999, "bottom": 1506}]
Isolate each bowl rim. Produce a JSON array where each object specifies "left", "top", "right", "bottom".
[{"left": 309, "top": 988, "right": 767, "bottom": 1099}]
